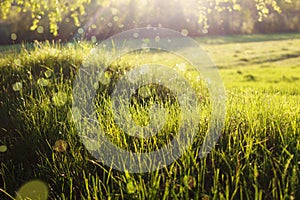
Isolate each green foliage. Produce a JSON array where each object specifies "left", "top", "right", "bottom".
[
  {"left": 0, "top": 0, "right": 295, "bottom": 36},
  {"left": 0, "top": 0, "right": 92, "bottom": 36},
  {"left": 196, "top": 0, "right": 292, "bottom": 32}
]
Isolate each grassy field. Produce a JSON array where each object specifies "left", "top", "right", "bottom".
[{"left": 0, "top": 34, "right": 300, "bottom": 199}]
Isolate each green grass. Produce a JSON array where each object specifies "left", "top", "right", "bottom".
[
  {"left": 0, "top": 34, "right": 300, "bottom": 199},
  {"left": 203, "top": 36, "right": 300, "bottom": 95}
]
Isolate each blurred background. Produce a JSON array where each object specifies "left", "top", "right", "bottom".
[{"left": 0, "top": 0, "right": 300, "bottom": 44}]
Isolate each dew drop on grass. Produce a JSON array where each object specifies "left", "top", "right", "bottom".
[
  {"left": 37, "top": 26, "right": 44, "bottom": 34},
  {"left": 93, "top": 82, "right": 99, "bottom": 89},
  {"left": 37, "top": 78, "right": 49, "bottom": 87},
  {"left": 52, "top": 91, "right": 68, "bottom": 107},
  {"left": 113, "top": 16, "right": 119, "bottom": 21},
  {"left": 53, "top": 140, "right": 68, "bottom": 152},
  {"left": 181, "top": 29, "right": 189, "bottom": 36},
  {"left": 111, "top": 8, "right": 118, "bottom": 15},
  {"left": 11, "top": 33, "right": 17, "bottom": 41},
  {"left": 0, "top": 145, "right": 7, "bottom": 153},
  {"left": 44, "top": 69, "right": 52, "bottom": 78},
  {"left": 15, "top": 180, "right": 49, "bottom": 200},
  {"left": 12, "top": 82, "right": 22, "bottom": 91},
  {"left": 77, "top": 28, "right": 84, "bottom": 34},
  {"left": 91, "top": 36, "right": 97, "bottom": 43},
  {"left": 133, "top": 32, "right": 139, "bottom": 38}
]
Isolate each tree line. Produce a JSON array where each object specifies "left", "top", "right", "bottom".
[{"left": 0, "top": 0, "right": 299, "bottom": 44}]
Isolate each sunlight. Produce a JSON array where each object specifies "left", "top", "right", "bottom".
[
  {"left": 81, "top": 0, "right": 203, "bottom": 40},
  {"left": 1, "top": 0, "right": 299, "bottom": 199}
]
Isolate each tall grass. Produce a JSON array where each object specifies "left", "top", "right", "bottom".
[{"left": 0, "top": 36, "right": 299, "bottom": 199}]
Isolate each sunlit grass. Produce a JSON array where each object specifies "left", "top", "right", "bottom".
[{"left": 0, "top": 34, "right": 300, "bottom": 199}]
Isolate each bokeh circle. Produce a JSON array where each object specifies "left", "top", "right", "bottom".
[{"left": 72, "top": 27, "right": 226, "bottom": 173}]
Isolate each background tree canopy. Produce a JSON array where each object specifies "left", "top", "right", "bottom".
[{"left": 0, "top": 0, "right": 298, "bottom": 44}]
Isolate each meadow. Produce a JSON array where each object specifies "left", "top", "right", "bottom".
[{"left": 0, "top": 33, "right": 299, "bottom": 199}]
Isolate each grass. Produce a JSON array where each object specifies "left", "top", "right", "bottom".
[{"left": 0, "top": 34, "right": 300, "bottom": 199}]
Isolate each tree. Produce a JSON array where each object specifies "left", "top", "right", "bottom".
[
  {"left": 0, "top": 0, "right": 91, "bottom": 36},
  {"left": 0, "top": 0, "right": 295, "bottom": 37}
]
